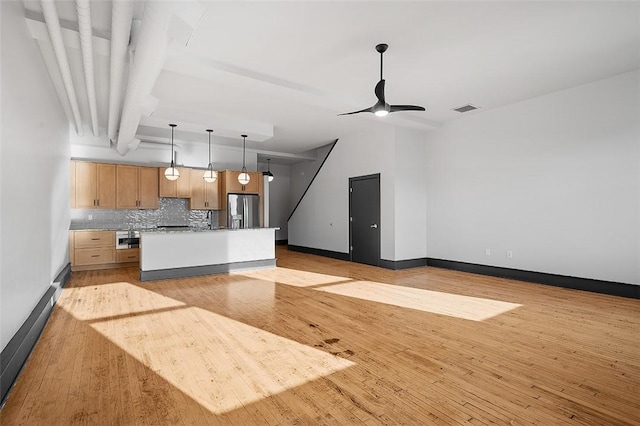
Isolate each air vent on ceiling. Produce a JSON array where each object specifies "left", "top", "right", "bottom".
[{"left": 452, "top": 104, "right": 479, "bottom": 113}]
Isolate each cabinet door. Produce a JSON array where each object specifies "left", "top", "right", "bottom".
[
  {"left": 116, "top": 165, "right": 139, "bottom": 209},
  {"left": 96, "top": 163, "right": 116, "bottom": 208},
  {"left": 243, "top": 172, "right": 261, "bottom": 194},
  {"left": 75, "top": 161, "right": 97, "bottom": 208},
  {"left": 138, "top": 166, "right": 159, "bottom": 209},
  {"left": 225, "top": 170, "right": 245, "bottom": 193},
  {"left": 176, "top": 167, "right": 191, "bottom": 198},
  {"left": 159, "top": 167, "right": 191, "bottom": 198},
  {"left": 205, "top": 177, "right": 220, "bottom": 210},
  {"left": 189, "top": 170, "right": 207, "bottom": 209},
  {"left": 158, "top": 167, "right": 176, "bottom": 197}
]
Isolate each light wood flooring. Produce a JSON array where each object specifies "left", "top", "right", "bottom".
[{"left": 1, "top": 247, "right": 639, "bottom": 425}]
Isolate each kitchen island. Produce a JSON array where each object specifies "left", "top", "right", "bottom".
[{"left": 140, "top": 228, "right": 277, "bottom": 281}]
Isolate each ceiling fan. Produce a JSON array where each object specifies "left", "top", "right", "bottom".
[{"left": 339, "top": 43, "right": 425, "bottom": 117}]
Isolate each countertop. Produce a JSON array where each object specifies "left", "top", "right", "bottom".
[{"left": 70, "top": 224, "right": 279, "bottom": 233}]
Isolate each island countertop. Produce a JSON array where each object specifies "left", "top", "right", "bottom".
[{"left": 140, "top": 227, "right": 277, "bottom": 281}]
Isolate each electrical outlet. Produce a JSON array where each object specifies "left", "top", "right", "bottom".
[
  {"left": 485, "top": 249, "right": 491, "bottom": 256},
  {"left": 88, "top": 214, "right": 93, "bottom": 221},
  {"left": 507, "top": 250, "right": 513, "bottom": 259}
]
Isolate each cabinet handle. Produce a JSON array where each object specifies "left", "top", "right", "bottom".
[
  {"left": 91, "top": 238, "right": 100, "bottom": 241},
  {"left": 91, "top": 255, "right": 100, "bottom": 258},
  {"left": 97, "top": 199, "right": 99, "bottom": 206},
  {"left": 93, "top": 199, "right": 96, "bottom": 206},
  {"left": 128, "top": 256, "right": 135, "bottom": 259}
]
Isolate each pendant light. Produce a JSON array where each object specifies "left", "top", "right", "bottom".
[
  {"left": 164, "top": 123, "right": 180, "bottom": 181},
  {"left": 238, "top": 134, "right": 250, "bottom": 185},
  {"left": 203, "top": 129, "right": 217, "bottom": 183},
  {"left": 263, "top": 158, "right": 274, "bottom": 182}
]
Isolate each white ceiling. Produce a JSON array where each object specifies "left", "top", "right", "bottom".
[{"left": 21, "top": 1, "right": 640, "bottom": 159}]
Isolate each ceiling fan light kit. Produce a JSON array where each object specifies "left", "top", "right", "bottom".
[
  {"left": 164, "top": 123, "right": 180, "bottom": 181},
  {"left": 339, "top": 43, "right": 425, "bottom": 117}
]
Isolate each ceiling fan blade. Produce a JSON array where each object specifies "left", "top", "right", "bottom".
[
  {"left": 389, "top": 105, "right": 425, "bottom": 112},
  {"left": 338, "top": 106, "right": 374, "bottom": 116},
  {"left": 374, "top": 79, "right": 386, "bottom": 103}
]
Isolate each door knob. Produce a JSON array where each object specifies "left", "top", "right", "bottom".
[{"left": 370, "top": 224, "right": 378, "bottom": 229}]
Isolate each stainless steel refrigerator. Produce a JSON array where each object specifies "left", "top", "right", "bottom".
[{"left": 227, "top": 193, "right": 260, "bottom": 229}]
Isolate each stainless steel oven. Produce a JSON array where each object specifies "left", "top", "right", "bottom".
[{"left": 116, "top": 230, "right": 140, "bottom": 249}]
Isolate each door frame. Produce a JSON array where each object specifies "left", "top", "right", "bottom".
[{"left": 349, "top": 173, "right": 381, "bottom": 265}]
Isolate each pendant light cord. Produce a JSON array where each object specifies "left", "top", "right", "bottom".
[
  {"left": 242, "top": 135, "right": 246, "bottom": 171},
  {"left": 170, "top": 125, "right": 175, "bottom": 167}
]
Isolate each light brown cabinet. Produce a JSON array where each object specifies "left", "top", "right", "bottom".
[
  {"left": 116, "top": 165, "right": 159, "bottom": 209},
  {"left": 189, "top": 169, "right": 220, "bottom": 210},
  {"left": 116, "top": 248, "right": 140, "bottom": 263},
  {"left": 158, "top": 167, "right": 191, "bottom": 198},
  {"left": 72, "top": 230, "right": 116, "bottom": 269},
  {"left": 71, "top": 230, "right": 139, "bottom": 270},
  {"left": 72, "top": 161, "right": 116, "bottom": 209},
  {"left": 223, "top": 170, "right": 261, "bottom": 194}
]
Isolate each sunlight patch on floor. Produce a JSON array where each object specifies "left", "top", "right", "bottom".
[
  {"left": 316, "top": 280, "right": 522, "bottom": 321},
  {"left": 72, "top": 283, "right": 354, "bottom": 414},
  {"left": 239, "top": 267, "right": 351, "bottom": 288},
  {"left": 58, "top": 282, "right": 185, "bottom": 321}
]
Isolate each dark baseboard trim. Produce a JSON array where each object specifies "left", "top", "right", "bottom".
[
  {"left": 379, "top": 258, "right": 428, "bottom": 270},
  {"left": 288, "top": 245, "right": 350, "bottom": 261},
  {"left": 140, "top": 259, "right": 276, "bottom": 282},
  {"left": 1, "top": 286, "right": 56, "bottom": 406},
  {"left": 427, "top": 258, "right": 639, "bottom": 299},
  {"left": 54, "top": 263, "right": 72, "bottom": 289},
  {"left": 276, "top": 239, "right": 288, "bottom": 246}
]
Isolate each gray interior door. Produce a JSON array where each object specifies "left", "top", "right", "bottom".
[{"left": 350, "top": 174, "right": 380, "bottom": 266}]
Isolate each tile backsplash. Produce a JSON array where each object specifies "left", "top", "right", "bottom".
[{"left": 70, "top": 198, "right": 218, "bottom": 230}]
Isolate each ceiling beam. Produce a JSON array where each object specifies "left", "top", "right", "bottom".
[
  {"left": 40, "top": 0, "right": 83, "bottom": 136},
  {"left": 76, "top": 0, "right": 99, "bottom": 136}
]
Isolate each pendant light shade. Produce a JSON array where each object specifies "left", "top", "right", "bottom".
[
  {"left": 203, "top": 129, "right": 217, "bottom": 183},
  {"left": 164, "top": 124, "right": 180, "bottom": 181},
  {"left": 238, "top": 134, "right": 250, "bottom": 185},
  {"left": 263, "top": 158, "right": 274, "bottom": 182}
]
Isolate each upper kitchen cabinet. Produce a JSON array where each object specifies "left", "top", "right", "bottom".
[
  {"left": 72, "top": 161, "right": 116, "bottom": 209},
  {"left": 116, "top": 165, "right": 159, "bottom": 209},
  {"left": 189, "top": 169, "right": 220, "bottom": 210},
  {"left": 158, "top": 167, "right": 191, "bottom": 198},
  {"left": 223, "top": 170, "right": 261, "bottom": 194}
]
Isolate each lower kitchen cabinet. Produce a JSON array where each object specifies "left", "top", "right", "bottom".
[
  {"left": 71, "top": 230, "right": 139, "bottom": 271},
  {"left": 75, "top": 247, "right": 115, "bottom": 266},
  {"left": 116, "top": 248, "right": 140, "bottom": 263}
]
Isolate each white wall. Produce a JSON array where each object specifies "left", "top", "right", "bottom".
[
  {"left": 289, "top": 142, "right": 334, "bottom": 212},
  {"left": 259, "top": 162, "right": 290, "bottom": 241},
  {"left": 425, "top": 70, "right": 640, "bottom": 285},
  {"left": 288, "top": 124, "right": 396, "bottom": 258},
  {"left": 394, "top": 127, "right": 428, "bottom": 261},
  {"left": 1, "top": 1, "right": 71, "bottom": 350}
]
